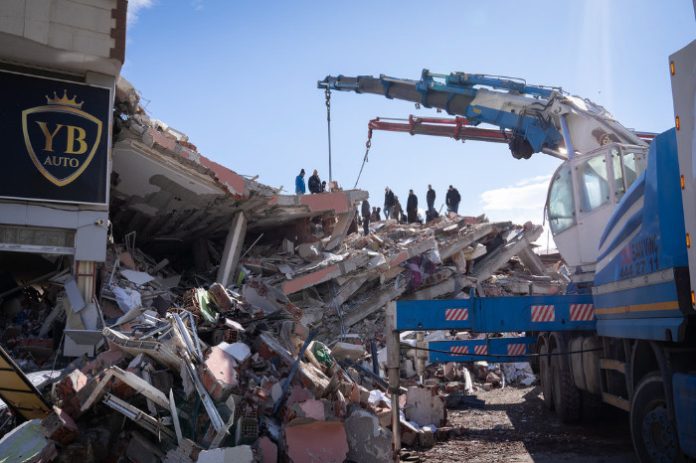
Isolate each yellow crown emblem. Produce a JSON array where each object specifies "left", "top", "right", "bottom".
[{"left": 45, "top": 90, "right": 83, "bottom": 109}]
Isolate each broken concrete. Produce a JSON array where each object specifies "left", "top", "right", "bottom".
[
  {"left": 285, "top": 420, "right": 349, "bottom": 463},
  {"left": 345, "top": 408, "right": 393, "bottom": 463}
]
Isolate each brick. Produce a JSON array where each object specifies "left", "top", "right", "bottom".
[
  {"left": 54, "top": 369, "right": 89, "bottom": 418},
  {"left": 285, "top": 421, "right": 348, "bottom": 463},
  {"left": 41, "top": 406, "right": 79, "bottom": 446},
  {"left": 199, "top": 346, "right": 238, "bottom": 402},
  {"left": 257, "top": 436, "right": 277, "bottom": 463}
]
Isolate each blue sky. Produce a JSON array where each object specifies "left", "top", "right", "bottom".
[{"left": 124, "top": 0, "right": 694, "bottom": 249}]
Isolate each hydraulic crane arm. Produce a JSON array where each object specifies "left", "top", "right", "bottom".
[
  {"left": 367, "top": 115, "right": 656, "bottom": 159},
  {"left": 319, "top": 70, "right": 648, "bottom": 160}
]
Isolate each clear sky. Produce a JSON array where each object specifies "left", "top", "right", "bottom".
[{"left": 123, "top": 0, "right": 694, "bottom": 250}]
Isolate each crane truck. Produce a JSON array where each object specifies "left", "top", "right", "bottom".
[{"left": 318, "top": 39, "right": 696, "bottom": 463}]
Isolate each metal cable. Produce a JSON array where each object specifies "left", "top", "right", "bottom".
[
  {"left": 325, "top": 88, "right": 333, "bottom": 186},
  {"left": 353, "top": 138, "right": 371, "bottom": 189}
]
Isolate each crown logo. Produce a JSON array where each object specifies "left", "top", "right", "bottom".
[{"left": 45, "top": 90, "right": 83, "bottom": 109}]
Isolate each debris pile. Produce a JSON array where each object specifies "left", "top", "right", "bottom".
[{"left": 0, "top": 78, "right": 570, "bottom": 460}]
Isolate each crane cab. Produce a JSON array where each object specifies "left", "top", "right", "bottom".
[{"left": 546, "top": 143, "right": 647, "bottom": 280}]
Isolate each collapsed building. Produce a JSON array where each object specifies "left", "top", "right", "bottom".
[{"left": 0, "top": 2, "right": 570, "bottom": 462}]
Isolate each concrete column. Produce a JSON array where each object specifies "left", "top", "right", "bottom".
[
  {"left": 385, "top": 302, "right": 401, "bottom": 460},
  {"left": 75, "top": 260, "right": 97, "bottom": 302},
  {"left": 325, "top": 211, "right": 355, "bottom": 251},
  {"left": 217, "top": 212, "right": 248, "bottom": 287}
]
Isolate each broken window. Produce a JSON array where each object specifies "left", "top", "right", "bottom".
[
  {"left": 579, "top": 155, "right": 609, "bottom": 212},
  {"left": 548, "top": 164, "right": 575, "bottom": 234}
]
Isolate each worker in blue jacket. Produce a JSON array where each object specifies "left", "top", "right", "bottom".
[{"left": 295, "top": 169, "right": 306, "bottom": 195}]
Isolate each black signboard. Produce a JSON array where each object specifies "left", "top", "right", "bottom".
[{"left": 0, "top": 70, "right": 110, "bottom": 204}]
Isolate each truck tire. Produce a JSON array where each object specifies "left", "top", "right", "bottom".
[
  {"left": 539, "top": 342, "right": 553, "bottom": 410},
  {"left": 630, "top": 373, "right": 684, "bottom": 463},
  {"left": 551, "top": 346, "right": 581, "bottom": 423}
]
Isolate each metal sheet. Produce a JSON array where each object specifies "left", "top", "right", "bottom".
[{"left": 0, "top": 345, "right": 51, "bottom": 420}]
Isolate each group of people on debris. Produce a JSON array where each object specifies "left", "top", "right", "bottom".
[
  {"left": 357, "top": 184, "right": 462, "bottom": 235},
  {"left": 295, "top": 168, "right": 327, "bottom": 194}
]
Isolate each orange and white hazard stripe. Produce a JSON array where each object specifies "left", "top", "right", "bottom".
[
  {"left": 507, "top": 343, "right": 527, "bottom": 356},
  {"left": 531, "top": 305, "right": 555, "bottom": 322},
  {"left": 569, "top": 303, "right": 594, "bottom": 321},
  {"left": 449, "top": 345, "right": 469, "bottom": 356},
  {"left": 444, "top": 308, "right": 469, "bottom": 321},
  {"left": 473, "top": 345, "right": 488, "bottom": 355}
]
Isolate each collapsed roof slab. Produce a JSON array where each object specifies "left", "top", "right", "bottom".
[{"left": 110, "top": 125, "right": 367, "bottom": 244}]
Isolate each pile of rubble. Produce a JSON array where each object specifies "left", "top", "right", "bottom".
[
  {"left": 0, "top": 210, "right": 566, "bottom": 462},
  {"left": 263, "top": 215, "right": 567, "bottom": 342},
  {"left": 0, "top": 77, "right": 570, "bottom": 462}
]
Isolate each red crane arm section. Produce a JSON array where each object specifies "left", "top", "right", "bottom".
[{"left": 367, "top": 115, "right": 656, "bottom": 145}]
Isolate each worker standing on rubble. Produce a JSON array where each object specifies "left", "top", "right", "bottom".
[
  {"left": 295, "top": 169, "right": 306, "bottom": 195},
  {"left": 308, "top": 169, "right": 322, "bottom": 194},
  {"left": 361, "top": 199, "right": 371, "bottom": 235},
  {"left": 446, "top": 185, "right": 461, "bottom": 214},
  {"left": 426, "top": 185, "right": 436, "bottom": 213},
  {"left": 384, "top": 187, "right": 395, "bottom": 220},
  {"left": 407, "top": 189, "right": 418, "bottom": 223}
]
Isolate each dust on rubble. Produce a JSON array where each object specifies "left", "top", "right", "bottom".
[{"left": 405, "top": 385, "right": 636, "bottom": 463}]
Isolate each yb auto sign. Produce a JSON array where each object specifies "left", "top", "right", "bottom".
[{"left": 0, "top": 71, "right": 110, "bottom": 204}]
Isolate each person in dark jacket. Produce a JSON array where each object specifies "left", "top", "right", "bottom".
[
  {"left": 295, "top": 169, "right": 306, "bottom": 195},
  {"left": 361, "top": 199, "right": 371, "bottom": 235},
  {"left": 445, "top": 185, "right": 461, "bottom": 214},
  {"left": 406, "top": 189, "right": 418, "bottom": 223},
  {"left": 392, "top": 197, "right": 403, "bottom": 223},
  {"left": 308, "top": 169, "right": 322, "bottom": 194},
  {"left": 384, "top": 187, "right": 395, "bottom": 220},
  {"left": 426, "top": 185, "right": 436, "bottom": 213}
]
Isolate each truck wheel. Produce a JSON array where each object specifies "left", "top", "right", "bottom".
[
  {"left": 630, "top": 373, "right": 683, "bottom": 463},
  {"left": 551, "top": 346, "right": 581, "bottom": 423},
  {"left": 539, "top": 343, "right": 553, "bottom": 410}
]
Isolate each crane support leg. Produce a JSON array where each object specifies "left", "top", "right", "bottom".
[
  {"left": 393, "top": 294, "right": 595, "bottom": 332},
  {"left": 427, "top": 337, "right": 536, "bottom": 363}
]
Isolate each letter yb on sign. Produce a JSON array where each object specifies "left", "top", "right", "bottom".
[{"left": 22, "top": 90, "right": 103, "bottom": 187}]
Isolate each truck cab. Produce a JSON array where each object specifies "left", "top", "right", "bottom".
[{"left": 547, "top": 143, "right": 647, "bottom": 279}]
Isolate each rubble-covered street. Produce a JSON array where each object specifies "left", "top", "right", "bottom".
[
  {"left": 0, "top": 53, "right": 576, "bottom": 462},
  {"left": 411, "top": 386, "right": 635, "bottom": 463},
  {"left": 0, "top": 86, "right": 572, "bottom": 459},
  {"left": 3, "top": 2, "right": 690, "bottom": 462}
]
